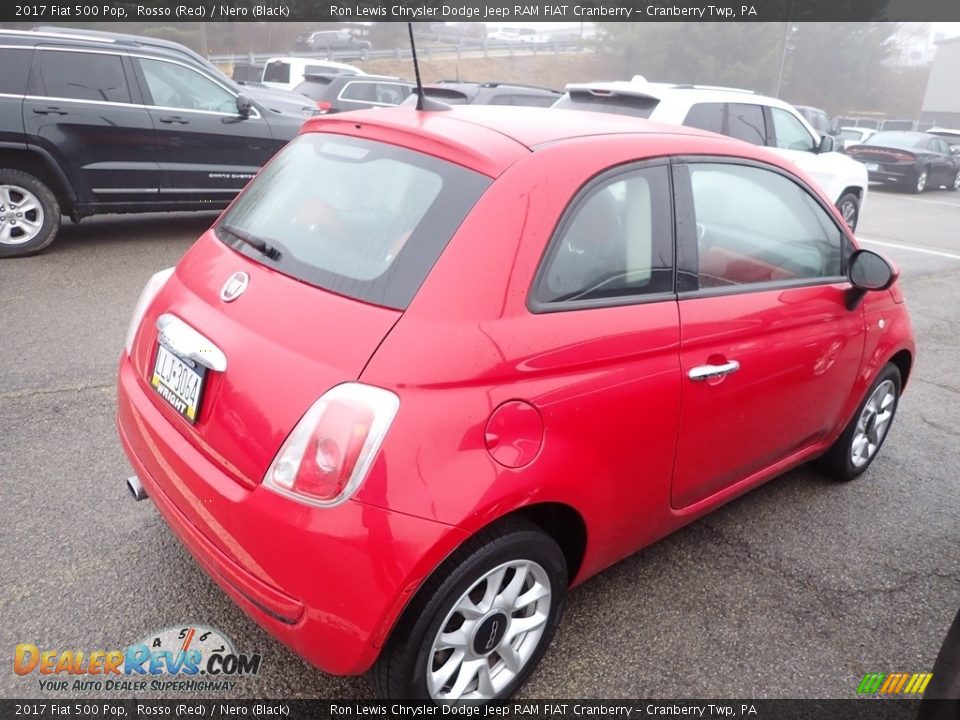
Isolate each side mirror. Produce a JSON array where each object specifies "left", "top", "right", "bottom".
[
  {"left": 818, "top": 135, "right": 836, "bottom": 154},
  {"left": 846, "top": 249, "right": 896, "bottom": 310},
  {"left": 236, "top": 94, "right": 254, "bottom": 118}
]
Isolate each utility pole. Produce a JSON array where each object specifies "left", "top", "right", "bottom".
[{"left": 774, "top": 0, "right": 794, "bottom": 98}]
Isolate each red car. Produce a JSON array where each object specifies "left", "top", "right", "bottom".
[{"left": 117, "top": 106, "right": 915, "bottom": 701}]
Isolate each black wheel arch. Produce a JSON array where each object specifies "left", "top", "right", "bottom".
[{"left": 0, "top": 144, "right": 78, "bottom": 218}]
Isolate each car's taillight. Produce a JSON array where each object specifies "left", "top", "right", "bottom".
[
  {"left": 263, "top": 383, "right": 399, "bottom": 507},
  {"left": 315, "top": 101, "right": 332, "bottom": 114},
  {"left": 124, "top": 267, "right": 174, "bottom": 355}
]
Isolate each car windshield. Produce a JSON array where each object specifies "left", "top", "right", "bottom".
[
  {"left": 553, "top": 91, "right": 659, "bottom": 118},
  {"left": 864, "top": 133, "right": 925, "bottom": 150},
  {"left": 216, "top": 134, "right": 491, "bottom": 310}
]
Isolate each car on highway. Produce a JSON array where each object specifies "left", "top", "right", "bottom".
[
  {"left": 844, "top": 131, "right": 960, "bottom": 193},
  {"left": 0, "top": 29, "right": 304, "bottom": 257},
  {"left": 294, "top": 74, "right": 415, "bottom": 114},
  {"left": 838, "top": 126, "right": 878, "bottom": 149},
  {"left": 553, "top": 78, "right": 870, "bottom": 230},
  {"left": 292, "top": 30, "right": 372, "bottom": 58},
  {"left": 117, "top": 106, "right": 914, "bottom": 702},
  {"left": 400, "top": 81, "right": 562, "bottom": 108},
  {"left": 261, "top": 56, "right": 365, "bottom": 93}
]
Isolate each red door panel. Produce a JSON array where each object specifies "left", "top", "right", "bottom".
[{"left": 672, "top": 284, "right": 864, "bottom": 509}]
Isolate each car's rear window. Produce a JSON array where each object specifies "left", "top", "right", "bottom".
[
  {"left": 554, "top": 91, "right": 659, "bottom": 118},
  {"left": 294, "top": 77, "right": 333, "bottom": 100},
  {"left": 263, "top": 62, "right": 290, "bottom": 84},
  {"left": 864, "top": 133, "right": 926, "bottom": 150},
  {"left": 216, "top": 134, "right": 491, "bottom": 310}
]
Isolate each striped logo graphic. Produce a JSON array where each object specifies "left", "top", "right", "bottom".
[{"left": 857, "top": 672, "right": 933, "bottom": 695}]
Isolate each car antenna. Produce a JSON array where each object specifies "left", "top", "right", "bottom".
[{"left": 407, "top": 22, "right": 450, "bottom": 111}]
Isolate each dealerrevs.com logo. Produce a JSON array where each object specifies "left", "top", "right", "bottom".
[{"left": 14, "top": 626, "right": 262, "bottom": 693}]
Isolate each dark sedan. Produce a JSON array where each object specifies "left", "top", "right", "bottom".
[{"left": 845, "top": 131, "right": 960, "bottom": 193}]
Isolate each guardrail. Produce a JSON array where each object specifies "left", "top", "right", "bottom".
[{"left": 208, "top": 38, "right": 591, "bottom": 66}]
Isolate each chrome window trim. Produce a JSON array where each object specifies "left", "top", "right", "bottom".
[{"left": 19, "top": 45, "right": 260, "bottom": 120}]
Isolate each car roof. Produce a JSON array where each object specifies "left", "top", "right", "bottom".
[
  {"left": 564, "top": 77, "right": 798, "bottom": 110},
  {"left": 302, "top": 106, "right": 787, "bottom": 178}
]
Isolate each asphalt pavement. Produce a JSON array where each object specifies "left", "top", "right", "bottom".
[{"left": 1, "top": 187, "right": 958, "bottom": 700}]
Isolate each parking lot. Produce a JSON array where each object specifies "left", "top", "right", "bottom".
[{"left": 1, "top": 187, "right": 958, "bottom": 699}]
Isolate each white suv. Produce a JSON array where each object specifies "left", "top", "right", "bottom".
[{"left": 554, "top": 78, "right": 868, "bottom": 230}]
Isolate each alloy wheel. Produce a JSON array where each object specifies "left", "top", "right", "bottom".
[
  {"left": 953, "top": 172, "right": 960, "bottom": 191},
  {"left": 840, "top": 200, "right": 857, "bottom": 227},
  {"left": 916, "top": 171, "right": 927, "bottom": 193},
  {"left": 427, "top": 560, "right": 552, "bottom": 701},
  {"left": 850, "top": 379, "right": 896, "bottom": 468},
  {"left": 0, "top": 184, "right": 44, "bottom": 246}
]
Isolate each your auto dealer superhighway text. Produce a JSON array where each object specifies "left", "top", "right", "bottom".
[
  {"left": 329, "top": 5, "right": 758, "bottom": 19},
  {"left": 331, "top": 705, "right": 756, "bottom": 717}
]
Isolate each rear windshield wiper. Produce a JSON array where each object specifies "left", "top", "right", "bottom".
[{"left": 219, "top": 224, "right": 281, "bottom": 261}]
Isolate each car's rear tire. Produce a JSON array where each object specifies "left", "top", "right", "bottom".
[
  {"left": 952, "top": 171, "right": 960, "bottom": 192},
  {"left": 816, "top": 363, "right": 901, "bottom": 482},
  {"left": 912, "top": 169, "right": 928, "bottom": 193},
  {"left": 0, "top": 169, "right": 61, "bottom": 258},
  {"left": 836, "top": 192, "right": 860, "bottom": 231},
  {"left": 370, "top": 518, "right": 568, "bottom": 701}
]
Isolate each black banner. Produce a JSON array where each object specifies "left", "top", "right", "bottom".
[
  {"left": 2, "top": 0, "right": 960, "bottom": 23},
  {"left": 3, "top": 699, "right": 959, "bottom": 720}
]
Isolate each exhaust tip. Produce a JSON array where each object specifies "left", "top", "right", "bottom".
[{"left": 126, "top": 475, "right": 148, "bottom": 501}]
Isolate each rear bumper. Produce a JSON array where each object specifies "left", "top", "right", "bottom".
[
  {"left": 867, "top": 167, "right": 916, "bottom": 185},
  {"left": 116, "top": 357, "right": 466, "bottom": 676}
]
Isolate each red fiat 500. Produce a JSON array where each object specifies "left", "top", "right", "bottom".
[{"left": 117, "top": 106, "right": 914, "bottom": 701}]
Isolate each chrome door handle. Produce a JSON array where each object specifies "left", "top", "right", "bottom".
[
  {"left": 688, "top": 360, "right": 740, "bottom": 381},
  {"left": 156, "top": 314, "right": 227, "bottom": 372}
]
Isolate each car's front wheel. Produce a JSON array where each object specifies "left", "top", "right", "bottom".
[
  {"left": 817, "top": 363, "right": 901, "bottom": 481},
  {"left": 0, "top": 169, "right": 61, "bottom": 258},
  {"left": 836, "top": 192, "right": 860, "bottom": 231},
  {"left": 371, "top": 518, "right": 568, "bottom": 701}
]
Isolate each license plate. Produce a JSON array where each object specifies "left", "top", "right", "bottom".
[
  {"left": 864, "top": 163, "right": 879, "bottom": 171},
  {"left": 151, "top": 343, "right": 206, "bottom": 423}
]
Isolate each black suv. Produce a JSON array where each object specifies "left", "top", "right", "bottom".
[
  {"left": 295, "top": 74, "right": 414, "bottom": 114},
  {"left": 399, "top": 81, "right": 562, "bottom": 108},
  {"left": 293, "top": 31, "right": 372, "bottom": 58},
  {"left": 0, "top": 29, "right": 305, "bottom": 257}
]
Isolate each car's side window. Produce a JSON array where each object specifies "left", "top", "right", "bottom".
[
  {"left": 770, "top": 108, "right": 818, "bottom": 152},
  {"left": 687, "top": 163, "right": 844, "bottom": 290},
  {"left": 683, "top": 103, "right": 764, "bottom": 146},
  {"left": 534, "top": 165, "right": 673, "bottom": 306},
  {"left": 683, "top": 103, "right": 724, "bottom": 135},
  {"left": 138, "top": 58, "right": 236, "bottom": 114},
  {"left": 726, "top": 103, "right": 765, "bottom": 145},
  {"left": 37, "top": 51, "right": 131, "bottom": 104}
]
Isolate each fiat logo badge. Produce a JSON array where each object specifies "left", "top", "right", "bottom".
[{"left": 220, "top": 272, "right": 249, "bottom": 302}]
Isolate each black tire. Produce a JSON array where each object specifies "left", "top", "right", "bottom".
[
  {"left": 816, "top": 363, "right": 901, "bottom": 482},
  {"left": 911, "top": 169, "right": 928, "bottom": 194},
  {"left": 370, "top": 518, "right": 568, "bottom": 701},
  {"left": 836, "top": 192, "right": 860, "bottom": 232},
  {"left": 952, "top": 171, "right": 960, "bottom": 193},
  {"left": 0, "top": 168, "right": 61, "bottom": 258}
]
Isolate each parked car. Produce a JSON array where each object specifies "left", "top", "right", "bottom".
[
  {"left": 838, "top": 126, "right": 878, "bottom": 149},
  {"left": 487, "top": 27, "right": 538, "bottom": 43},
  {"left": 845, "top": 131, "right": 960, "bottom": 193},
  {"left": 295, "top": 74, "right": 414, "bottom": 114},
  {"left": 117, "top": 105, "right": 914, "bottom": 702},
  {"left": 794, "top": 104, "right": 833, "bottom": 137},
  {"left": 293, "top": 30, "right": 372, "bottom": 58},
  {"left": 400, "top": 81, "right": 562, "bottom": 108},
  {"left": 27, "top": 26, "right": 320, "bottom": 120},
  {"left": 554, "top": 78, "right": 869, "bottom": 230},
  {"left": 927, "top": 127, "right": 960, "bottom": 152},
  {"left": 0, "top": 29, "right": 304, "bottom": 257},
  {"left": 261, "top": 56, "right": 365, "bottom": 92}
]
